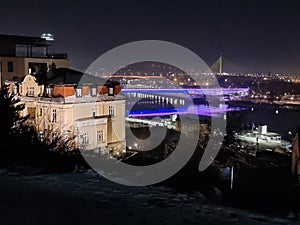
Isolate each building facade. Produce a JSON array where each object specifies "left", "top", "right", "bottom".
[
  {"left": 0, "top": 34, "right": 69, "bottom": 86},
  {"left": 9, "top": 68, "right": 126, "bottom": 154}
]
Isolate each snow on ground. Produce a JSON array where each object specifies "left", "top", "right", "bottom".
[{"left": 0, "top": 169, "right": 299, "bottom": 225}]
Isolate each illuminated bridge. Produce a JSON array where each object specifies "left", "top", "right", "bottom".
[
  {"left": 122, "top": 88, "right": 248, "bottom": 118},
  {"left": 122, "top": 88, "right": 249, "bottom": 96}
]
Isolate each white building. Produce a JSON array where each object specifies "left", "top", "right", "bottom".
[{"left": 8, "top": 67, "right": 126, "bottom": 154}]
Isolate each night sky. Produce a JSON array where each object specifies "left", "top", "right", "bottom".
[{"left": 1, "top": 0, "right": 300, "bottom": 74}]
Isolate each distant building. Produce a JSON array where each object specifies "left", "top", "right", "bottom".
[
  {"left": 0, "top": 34, "right": 69, "bottom": 86},
  {"left": 7, "top": 68, "right": 126, "bottom": 154}
]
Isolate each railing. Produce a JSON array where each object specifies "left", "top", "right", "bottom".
[{"left": 13, "top": 53, "right": 68, "bottom": 59}]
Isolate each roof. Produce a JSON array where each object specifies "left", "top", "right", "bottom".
[
  {"left": 0, "top": 34, "right": 67, "bottom": 58},
  {"left": 46, "top": 68, "right": 120, "bottom": 86},
  {"left": 0, "top": 34, "right": 50, "bottom": 46},
  {"left": 8, "top": 67, "right": 120, "bottom": 88}
]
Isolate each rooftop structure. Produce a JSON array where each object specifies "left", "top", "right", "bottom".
[
  {"left": 0, "top": 34, "right": 66, "bottom": 58},
  {"left": 0, "top": 33, "right": 69, "bottom": 86}
]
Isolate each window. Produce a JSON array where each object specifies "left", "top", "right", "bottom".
[
  {"left": 109, "top": 105, "right": 115, "bottom": 116},
  {"left": 97, "top": 130, "right": 104, "bottom": 143},
  {"left": 13, "top": 85, "right": 18, "bottom": 94},
  {"left": 27, "top": 107, "right": 36, "bottom": 119},
  {"left": 76, "top": 88, "right": 82, "bottom": 97},
  {"left": 108, "top": 86, "right": 114, "bottom": 96},
  {"left": 91, "top": 87, "right": 97, "bottom": 97},
  {"left": 39, "top": 108, "right": 43, "bottom": 116},
  {"left": 46, "top": 87, "right": 53, "bottom": 97},
  {"left": 92, "top": 106, "right": 97, "bottom": 117},
  {"left": 51, "top": 109, "right": 57, "bottom": 122},
  {"left": 79, "top": 133, "right": 88, "bottom": 145},
  {"left": 16, "top": 44, "right": 29, "bottom": 57},
  {"left": 28, "top": 62, "right": 47, "bottom": 74},
  {"left": 27, "top": 86, "right": 34, "bottom": 96},
  {"left": 7, "top": 61, "right": 13, "bottom": 72}
]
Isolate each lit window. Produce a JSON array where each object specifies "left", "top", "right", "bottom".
[
  {"left": 76, "top": 88, "right": 82, "bottom": 97},
  {"left": 27, "top": 107, "right": 36, "bottom": 119},
  {"left": 13, "top": 85, "right": 18, "bottom": 94},
  {"left": 91, "top": 87, "right": 97, "bottom": 97},
  {"left": 46, "top": 87, "right": 53, "bottom": 97},
  {"left": 108, "top": 87, "right": 114, "bottom": 96}
]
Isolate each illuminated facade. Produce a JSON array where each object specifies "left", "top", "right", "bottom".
[{"left": 9, "top": 68, "right": 126, "bottom": 153}]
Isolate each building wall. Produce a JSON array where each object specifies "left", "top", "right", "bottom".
[
  {"left": 73, "top": 118, "right": 108, "bottom": 150},
  {"left": 23, "top": 100, "right": 73, "bottom": 133},
  {"left": 21, "top": 98, "right": 126, "bottom": 151},
  {"left": 0, "top": 57, "right": 25, "bottom": 82},
  {"left": 72, "top": 100, "right": 126, "bottom": 144},
  {"left": 24, "top": 58, "right": 69, "bottom": 75},
  {"left": 104, "top": 101, "right": 126, "bottom": 143},
  {"left": 17, "top": 72, "right": 125, "bottom": 152},
  {"left": 0, "top": 56, "right": 69, "bottom": 84},
  {"left": 19, "top": 74, "right": 44, "bottom": 97}
]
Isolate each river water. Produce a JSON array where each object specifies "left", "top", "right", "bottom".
[
  {"left": 125, "top": 89, "right": 300, "bottom": 140},
  {"left": 226, "top": 101, "right": 300, "bottom": 140}
]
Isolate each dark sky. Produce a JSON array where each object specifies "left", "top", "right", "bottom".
[{"left": 1, "top": 0, "right": 300, "bottom": 74}]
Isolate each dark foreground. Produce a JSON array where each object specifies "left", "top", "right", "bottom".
[{"left": 0, "top": 169, "right": 299, "bottom": 225}]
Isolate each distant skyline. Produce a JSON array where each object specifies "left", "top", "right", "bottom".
[{"left": 1, "top": 0, "right": 300, "bottom": 74}]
